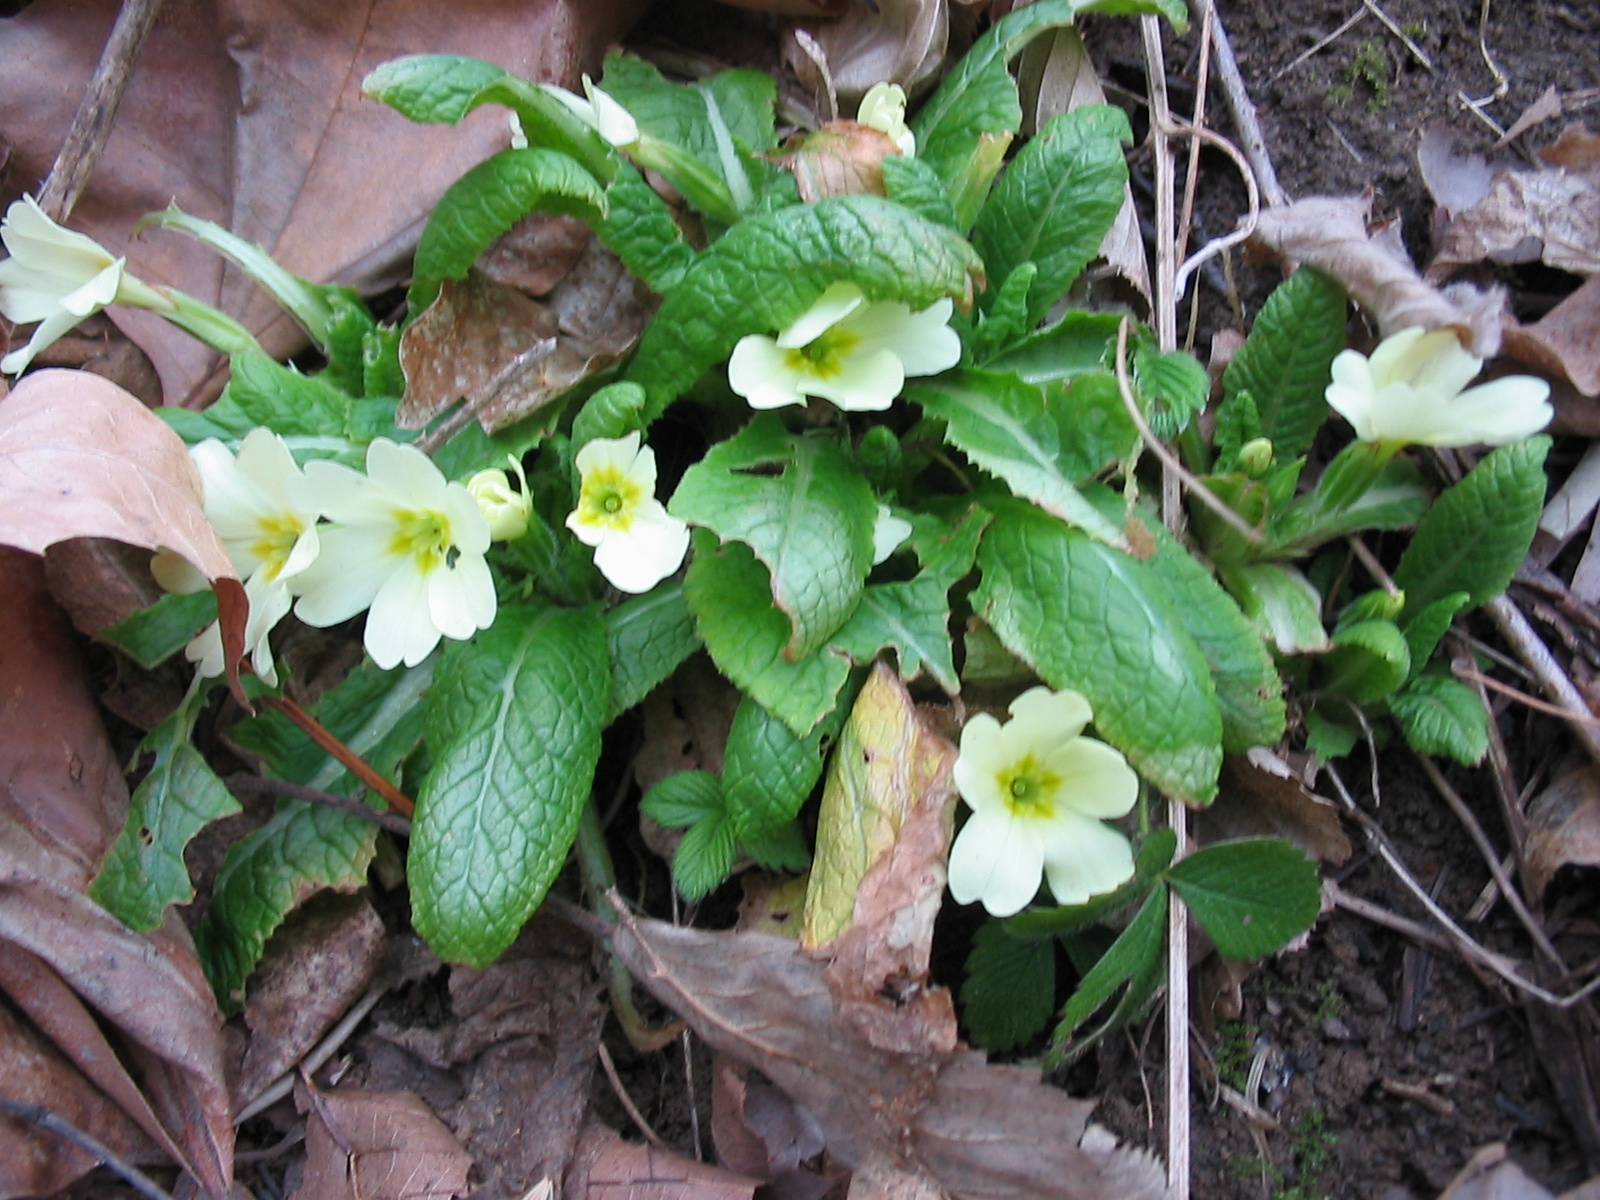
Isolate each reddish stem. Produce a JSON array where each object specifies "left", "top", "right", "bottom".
[{"left": 258, "top": 695, "right": 416, "bottom": 818}]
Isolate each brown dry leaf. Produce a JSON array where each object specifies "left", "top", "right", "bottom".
[
  {"left": 711, "top": 1056, "right": 828, "bottom": 1184},
  {"left": 1497, "top": 86, "right": 1567, "bottom": 148},
  {"left": 787, "top": 0, "right": 949, "bottom": 110},
  {"left": 1503, "top": 272, "right": 1600, "bottom": 398},
  {"left": 0, "top": 0, "right": 650, "bottom": 408},
  {"left": 0, "top": 369, "right": 246, "bottom": 688},
  {"left": 479, "top": 214, "right": 595, "bottom": 298},
  {"left": 294, "top": 1079, "right": 473, "bottom": 1200},
  {"left": 1436, "top": 1144, "right": 1554, "bottom": 1200},
  {"left": 1250, "top": 195, "right": 1508, "bottom": 356},
  {"left": 237, "top": 895, "right": 387, "bottom": 1105},
  {"left": 1524, "top": 766, "right": 1600, "bottom": 901},
  {"left": 609, "top": 911, "right": 1170, "bottom": 1200},
  {"left": 781, "top": 124, "right": 901, "bottom": 203},
  {"left": 1542, "top": 125, "right": 1600, "bottom": 172},
  {"left": 398, "top": 243, "right": 656, "bottom": 434},
  {"left": 576, "top": 1126, "right": 760, "bottom": 1200},
  {"left": 1196, "top": 753, "right": 1352, "bottom": 866}
]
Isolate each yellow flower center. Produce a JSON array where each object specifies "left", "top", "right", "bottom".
[
  {"left": 784, "top": 328, "right": 860, "bottom": 379},
  {"left": 389, "top": 508, "right": 454, "bottom": 573},
  {"left": 578, "top": 464, "right": 644, "bottom": 531},
  {"left": 250, "top": 513, "right": 307, "bottom": 582},
  {"left": 996, "top": 754, "right": 1061, "bottom": 817}
]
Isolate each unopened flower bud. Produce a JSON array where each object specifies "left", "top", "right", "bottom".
[
  {"left": 468, "top": 464, "right": 532, "bottom": 542},
  {"left": 1236, "top": 437, "right": 1274, "bottom": 478}
]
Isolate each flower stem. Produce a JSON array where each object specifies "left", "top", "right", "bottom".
[
  {"left": 152, "top": 287, "right": 265, "bottom": 359},
  {"left": 258, "top": 695, "right": 415, "bottom": 817}
]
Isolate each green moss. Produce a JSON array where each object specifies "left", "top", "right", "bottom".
[{"left": 1344, "top": 38, "right": 1392, "bottom": 112}]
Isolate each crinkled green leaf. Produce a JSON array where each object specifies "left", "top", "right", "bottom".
[
  {"left": 974, "top": 502, "right": 1223, "bottom": 802},
  {"left": 597, "top": 162, "right": 696, "bottom": 293},
  {"left": 909, "top": 370, "right": 1127, "bottom": 547},
  {"left": 908, "top": 503, "right": 992, "bottom": 585},
  {"left": 321, "top": 291, "right": 382, "bottom": 396},
  {"left": 723, "top": 697, "right": 837, "bottom": 841},
  {"left": 627, "top": 195, "right": 983, "bottom": 420},
  {"left": 98, "top": 591, "right": 216, "bottom": 669},
  {"left": 1051, "top": 882, "right": 1167, "bottom": 1053},
  {"left": 973, "top": 106, "right": 1131, "bottom": 324},
  {"left": 670, "top": 418, "right": 877, "bottom": 659},
  {"left": 967, "top": 262, "right": 1039, "bottom": 363},
  {"left": 830, "top": 578, "right": 960, "bottom": 694},
  {"left": 741, "top": 820, "right": 810, "bottom": 873},
  {"left": 410, "top": 603, "right": 608, "bottom": 965},
  {"left": 362, "top": 323, "right": 405, "bottom": 399},
  {"left": 1222, "top": 267, "right": 1347, "bottom": 460},
  {"left": 1321, "top": 619, "right": 1410, "bottom": 704},
  {"left": 983, "top": 311, "right": 1121, "bottom": 383},
  {"left": 409, "top": 148, "right": 606, "bottom": 312},
  {"left": 161, "top": 351, "right": 350, "bottom": 444},
  {"left": 855, "top": 424, "right": 903, "bottom": 494},
  {"left": 1005, "top": 830, "right": 1175, "bottom": 938},
  {"left": 642, "top": 770, "right": 724, "bottom": 829},
  {"left": 1390, "top": 674, "right": 1488, "bottom": 766},
  {"left": 90, "top": 691, "right": 240, "bottom": 931},
  {"left": 606, "top": 580, "right": 699, "bottom": 720},
  {"left": 961, "top": 921, "right": 1057, "bottom": 1052},
  {"left": 1052, "top": 373, "right": 1139, "bottom": 482},
  {"left": 1166, "top": 837, "right": 1321, "bottom": 959},
  {"left": 882, "top": 154, "right": 961, "bottom": 231},
  {"left": 195, "top": 801, "right": 378, "bottom": 1010},
  {"left": 914, "top": 53, "right": 1019, "bottom": 215},
  {"left": 1213, "top": 390, "right": 1262, "bottom": 472},
  {"left": 1394, "top": 437, "right": 1551, "bottom": 617},
  {"left": 1135, "top": 345, "right": 1209, "bottom": 440},
  {"left": 672, "top": 806, "right": 739, "bottom": 901},
  {"left": 573, "top": 381, "right": 648, "bottom": 448},
  {"left": 1219, "top": 561, "right": 1329, "bottom": 655},
  {"left": 1401, "top": 592, "right": 1469, "bottom": 679},
  {"left": 1304, "top": 705, "right": 1359, "bottom": 761},
  {"left": 683, "top": 532, "right": 852, "bottom": 740}
]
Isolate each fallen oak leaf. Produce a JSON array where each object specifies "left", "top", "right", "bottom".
[
  {"left": 295, "top": 1077, "right": 473, "bottom": 1200},
  {"left": 1503, "top": 272, "right": 1600, "bottom": 398},
  {"left": 0, "top": 370, "right": 247, "bottom": 698}
]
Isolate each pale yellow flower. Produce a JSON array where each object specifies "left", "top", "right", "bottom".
[
  {"left": 468, "top": 458, "right": 532, "bottom": 542},
  {"left": 857, "top": 82, "right": 915, "bottom": 156},
  {"left": 542, "top": 76, "right": 639, "bottom": 148},
  {"left": 566, "top": 432, "right": 689, "bottom": 594}
]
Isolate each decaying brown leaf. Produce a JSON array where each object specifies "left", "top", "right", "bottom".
[
  {"left": 570, "top": 1124, "right": 760, "bottom": 1200},
  {"left": 1524, "top": 765, "right": 1600, "bottom": 902},
  {"left": 781, "top": 124, "right": 901, "bottom": 203},
  {"left": 0, "top": 0, "right": 650, "bottom": 407},
  {"left": 1503, "top": 272, "right": 1600, "bottom": 398},
  {"left": 786, "top": 0, "right": 949, "bottom": 112},
  {"left": 0, "top": 370, "right": 246, "bottom": 686},
  {"left": 1198, "top": 753, "right": 1352, "bottom": 867},
  {"left": 609, "top": 912, "right": 1170, "bottom": 1200},
  {"left": 479, "top": 214, "right": 595, "bottom": 298},
  {"left": 294, "top": 1078, "right": 473, "bottom": 1200},
  {"left": 1250, "top": 196, "right": 1508, "bottom": 356}
]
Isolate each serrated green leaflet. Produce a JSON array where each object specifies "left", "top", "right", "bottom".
[
  {"left": 1166, "top": 837, "right": 1321, "bottom": 959},
  {"left": 195, "top": 801, "right": 378, "bottom": 1009},
  {"left": 974, "top": 502, "right": 1223, "bottom": 802},
  {"left": 908, "top": 370, "right": 1127, "bottom": 548},
  {"left": 322, "top": 292, "right": 380, "bottom": 396},
  {"left": 90, "top": 691, "right": 240, "bottom": 931},
  {"left": 1394, "top": 437, "right": 1550, "bottom": 617},
  {"left": 1135, "top": 345, "right": 1209, "bottom": 440},
  {"left": 973, "top": 106, "right": 1131, "bottom": 325},
  {"left": 606, "top": 580, "right": 699, "bottom": 720},
  {"left": 1401, "top": 592, "right": 1469, "bottom": 679},
  {"left": 1050, "top": 882, "right": 1167, "bottom": 1056},
  {"left": 1391, "top": 674, "right": 1488, "bottom": 765},
  {"left": 909, "top": 503, "right": 992, "bottom": 585},
  {"left": 409, "top": 148, "right": 606, "bottom": 312},
  {"left": 410, "top": 603, "right": 608, "bottom": 965},
  {"left": 597, "top": 163, "right": 696, "bottom": 292},
  {"left": 670, "top": 418, "right": 877, "bottom": 660},
  {"left": 627, "top": 195, "right": 983, "bottom": 420},
  {"left": 573, "top": 381, "right": 648, "bottom": 448},
  {"left": 1005, "top": 829, "right": 1176, "bottom": 938},
  {"left": 672, "top": 808, "right": 739, "bottom": 900},
  {"left": 723, "top": 697, "right": 837, "bottom": 841},
  {"left": 1222, "top": 267, "right": 1347, "bottom": 461},
  {"left": 983, "top": 311, "right": 1121, "bottom": 383},
  {"left": 968, "top": 263, "right": 1039, "bottom": 363},
  {"left": 98, "top": 591, "right": 216, "bottom": 669},
  {"left": 882, "top": 155, "right": 961, "bottom": 231},
  {"left": 961, "top": 921, "right": 1057, "bottom": 1052},
  {"left": 683, "top": 534, "right": 853, "bottom": 739},
  {"left": 830, "top": 578, "right": 959, "bottom": 694},
  {"left": 1320, "top": 619, "right": 1410, "bottom": 704},
  {"left": 641, "top": 770, "right": 723, "bottom": 828}
]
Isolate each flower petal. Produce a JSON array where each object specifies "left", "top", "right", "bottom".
[
  {"left": 574, "top": 430, "right": 642, "bottom": 478},
  {"left": 1, "top": 307, "right": 84, "bottom": 374},
  {"left": 292, "top": 526, "right": 395, "bottom": 625},
  {"left": 593, "top": 504, "right": 691, "bottom": 593},
  {"left": 295, "top": 458, "right": 387, "bottom": 524},
  {"left": 948, "top": 807, "right": 1046, "bottom": 917},
  {"left": 1406, "top": 329, "right": 1482, "bottom": 397},
  {"left": 428, "top": 552, "right": 497, "bottom": 641},
  {"left": 1007, "top": 686, "right": 1093, "bottom": 744},
  {"left": 807, "top": 346, "right": 904, "bottom": 411},
  {"left": 776, "top": 282, "right": 865, "bottom": 350},
  {"left": 442, "top": 484, "right": 492, "bottom": 556},
  {"left": 871, "top": 505, "right": 912, "bottom": 565},
  {"left": 1325, "top": 349, "right": 1378, "bottom": 441},
  {"left": 839, "top": 297, "right": 960, "bottom": 378},
  {"left": 1434, "top": 375, "right": 1553, "bottom": 447},
  {"left": 364, "top": 557, "right": 440, "bottom": 669},
  {"left": 366, "top": 438, "right": 449, "bottom": 510},
  {"left": 1046, "top": 736, "right": 1139, "bottom": 819},
  {"left": 952, "top": 712, "right": 1008, "bottom": 812},
  {"left": 58, "top": 259, "right": 124, "bottom": 316},
  {"left": 1039, "top": 812, "right": 1135, "bottom": 906},
  {"left": 727, "top": 335, "right": 809, "bottom": 409},
  {"left": 1365, "top": 326, "right": 1429, "bottom": 384}
]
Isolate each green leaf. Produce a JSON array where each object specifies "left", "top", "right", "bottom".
[
  {"left": 164, "top": 351, "right": 353, "bottom": 445},
  {"left": 195, "top": 801, "right": 378, "bottom": 1010},
  {"left": 882, "top": 154, "right": 961, "bottom": 231},
  {"left": 1394, "top": 437, "right": 1551, "bottom": 617},
  {"left": 1005, "top": 828, "right": 1176, "bottom": 938},
  {"left": 1390, "top": 674, "right": 1489, "bottom": 765},
  {"left": 321, "top": 291, "right": 381, "bottom": 395},
  {"left": 597, "top": 162, "right": 696, "bottom": 292},
  {"left": 673, "top": 806, "right": 739, "bottom": 901},
  {"left": 641, "top": 770, "right": 724, "bottom": 828},
  {"left": 961, "top": 921, "right": 1057, "bottom": 1052},
  {"left": 741, "top": 820, "right": 810, "bottom": 873},
  {"left": 573, "top": 381, "right": 649, "bottom": 448},
  {"left": 982, "top": 311, "right": 1121, "bottom": 384},
  {"left": 606, "top": 580, "right": 699, "bottom": 720},
  {"left": 670, "top": 418, "right": 877, "bottom": 659},
  {"left": 1401, "top": 592, "right": 1469, "bottom": 679},
  {"left": 683, "top": 534, "right": 853, "bottom": 739},
  {"left": 968, "top": 263, "right": 1040, "bottom": 363},
  {"left": 1051, "top": 882, "right": 1167, "bottom": 1051},
  {"left": 830, "top": 578, "right": 960, "bottom": 694},
  {"left": 1304, "top": 705, "right": 1359, "bottom": 761},
  {"left": 1213, "top": 390, "right": 1262, "bottom": 472},
  {"left": 409, "top": 148, "right": 606, "bottom": 312},
  {"left": 914, "top": 54, "right": 1019, "bottom": 214},
  {"left": 627, "top": 195, "right": 984, "bottom": 420},
  {"left": 1166, "top": 837, "right": 1321, "bottom": 959},
  {"left": 98, "top": 591, "right": 216, "bottom": 669},
  {"left": 601, "top": 52, "right": 778, "bottom": 173},
  {"left": 908, "top": 503, "right": 992, "bottom": 585},
  {"left": 363, "top": 324, "right": 405, "bottom": 399},
  {"left": 1219, "top": 562, "right": 1330, "bottom": 655},
  {"left": 1052, "top": 374, "right": 1139, "bottom": 485},
  {"left": 856, "top": 424, "right": 903, "bottom": 494},
  {"left": 723, "top": 697, "right": 836, "bottom": 841},
  {"left": 1140, "top": 521, "right": 1285, "bottom": 751},
  {"left": 1221, "top": 267, "right": 1347, "bottom": 460},
  {"left": 1264, "top": 455, "right": 1431, "bottom": 557},
  {"left": 974, "top": 502, "right": 1223, "bottom": 802},
  {"left": 1320, "top": 619, "right": 1410, "bottom": 704},
  {"left": 908, "top": 370, "right": 1128, "bottom": 548},
  {"left": 90, "top": 690, "right": 240, "bottom": 930},
  {"left": 973, "top": 106, "right": 1131, "bottom": 324},
  {"left": 1135, "top": 345, "right": 1209, "bottom": 440},
  {"left": 410, "top": 603, "right": 609, "bottom": 965}
]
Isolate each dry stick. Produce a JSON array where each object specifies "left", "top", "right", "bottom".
[
  {"left": 1204, "top": 2, "right": 1289, "bottom": 208},
  {"left": 35, "top": 0, "right": 165, "bottom": 222},
  {"left": 1410, "top": 751, "right": 1565, "bottom": 968},
  {"left": 234, "top": 984, "right": 387, "bottom": 1123},
  {"left": 0, "top": 1096, "right": 175, "bottom": 1200},
  {"left": 1457, "top": 665, "right": 1600, "bottom": 725},
  {"left": 227, "top": 775, "right": 413, "bottom": 836},
  {"left": 414, "top": 337, "right": 557, "bottom": 457},
  {"left": 1347, "top": 536, "right": 1400, "bottom": 595},
  {"left": 1267, "top": 6, "right": 1369, "bottom": 83},
  {"left": 258, "top": 695, "right": 416, "bottom": 818},
  {"left": 1167, "top": 123, "right": 1260, "bottom": 303},
  {"left": 1484, "top": 594, "right": 1600, "bottom": 767},
  {"left": 1327, "top": 881, "right": 1454, "bottom": 952},
  {"left": 596, "top": 1042, "right": 669, "bottom": 1149},
  {"left": 1173, "top": 1, "right": 1215, "bottom": 265}
]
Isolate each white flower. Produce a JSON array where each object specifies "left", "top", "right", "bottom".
[
  {"left": 856, "top": 82, "right": 915, "bottom": 156},
  {"left": 542, "top": 75, "right": 639, "bottom": 148},
  {"left": 948, "top": 687, "right": 1139, "bottom": 917},
  {"left": 872, "top": 504, "right": 912, "bottom": 565},
  {"left": 727, "top": 282, "right": 960, "bottom": 412},
  {"left": 566, "top": 432, "right": 690, "bottom": 594},
  {"left": 468, "top": 458, "right": 532, "bottom": 541},
  {"left": 291, "top": 439, "right": 496, "bottom": 670},
  {"left": 150, "top": 428, "right": 322, "bottom": 685},
  {"left": 1325, "top": 326, "right": 1552, "bottom": 449},
  {"left": 0, "top": 195, "right": 168, "bottom": 374}
]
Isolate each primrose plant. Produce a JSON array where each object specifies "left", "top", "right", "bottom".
[{"left": 5, "top": 0, "right": 1553, "bottom": 1058}]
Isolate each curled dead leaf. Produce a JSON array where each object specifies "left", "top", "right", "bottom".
[
  {"left": 295, "top": 1078, "right": 473, "bottom": 1200},
  {"left": 786, "top": 0, "right": 949, "bottom": 111},
  {"left": 782, "top": 123, "right": 902, "bottom": 203},
  {"left": 1198, "top": 754, "right": 1351, "bottom": 867},
  {"left": 1525, "top": 766, "right": 1600, "bottom": 902},
  {"left": 1503, "top": 272, "right": 1600, "bottom": 398}
]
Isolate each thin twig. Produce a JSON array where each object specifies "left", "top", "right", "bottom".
[
  {"left": 1267, "top": 7, "right": 1369, "bottom": 83},
  {"left": 1484, "top": 595, "right": 1600, "bottom": 767},
  {"left": 1347, "top": 536, "right": 1399, "bottom": 594},
  {"left": 596, "top": 1042, "right": 668, "bottom": 1149},
  {"left": 36, "top": 0, "right": 166, "bottom": 222},
  {"left": 235, "top": 984, "right": 386, "bottom": 1123},
  {"left": 1166, "top": 121, "right": 1261, "bottom": 302},
  {"left": 0, "top": 1095, "right": 174, "bottom": 1200},
  {"left": 414, "top": 338, "right": 557, "bottom": 457},
  {"left": 258, "top": 695, "right": 416, "bottom": 817},
  {"left": 227, "top": 775, "right": 412, "bottom": 836},
  {"left": 1361, "top": 0, "right": 1436, "bottom": 72},
  {"left": 1327, "top": 880, "right": 1453, "bottom": 952},
  {"left": 1203, "top": 0, "right": 1289, "bottom": 208},
  {"left": 1455, "top": 665, "right": 1600, "bottom": 725},
  {"left": 1173, "top": 1, "right": 1215, "bottom": 265}
]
